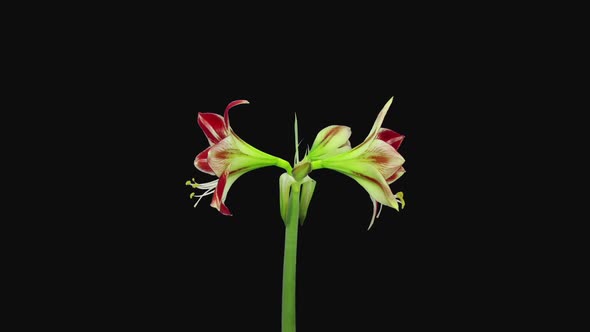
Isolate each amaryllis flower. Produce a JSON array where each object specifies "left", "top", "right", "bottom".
[
  {"left": 187, "top": 100, "right": 291, "bottom": 215},
  {"left": 305, "top": 97, "right": 406, "bottom": 229}
]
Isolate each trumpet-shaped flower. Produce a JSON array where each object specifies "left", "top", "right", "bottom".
[
  {"left": 305, "top": 97, "right": 406, "bottom": 229},
  {"left": 187, "top": 100, "right": 290, "bottom": 215}
]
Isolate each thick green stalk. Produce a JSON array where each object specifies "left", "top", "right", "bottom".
[{"left": 282, "top": 182, "right": 300, "bottom": 332}]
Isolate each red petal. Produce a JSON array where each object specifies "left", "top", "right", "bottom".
[
  {"left": 377, "top": 128, "right": 405, "bottom": 150},
  {"left": 194, "top": 146, "right": 215, "bottom": 175},
  {"left": 210, "top": 170, "right": 232, "bottom": 216},
  {"left": 198, "top": 112, "right": 227, "bottom": 145},
  {"left": 224, "top": 100, "right": 249, "bottom": 128}
]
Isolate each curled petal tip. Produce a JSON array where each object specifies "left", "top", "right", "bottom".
[
  {"left": 224, "top": 100, "right": 251, "bottom": 128},
  {"left": 227, "top": 99, "right": 250, "bottom": 108}
]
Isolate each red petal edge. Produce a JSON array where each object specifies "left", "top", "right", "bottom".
[
  {"left": 377, "top": 128, "right": 405, "bottom": 150},
  {"left": 194, "top": 146, "right": 216, "bottom": 175},
  {"left": 386, "top": 166, "right": 406, "bottom": 183},
  {"left": 210, "top": 169, "right": 232, "bottom": 216}
]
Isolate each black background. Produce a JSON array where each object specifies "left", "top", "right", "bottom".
[
  {"left": 94, "top": 67, "right": 473, "bottom": 330},
  {"left": 41, "top": 18, "right": 511, "bottom": 330},
  {"left": 14, "top": 6, "right": 568, "bottom": 330}
]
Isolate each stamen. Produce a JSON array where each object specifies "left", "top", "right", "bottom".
[
  {"left": 187, "top": 178, "right": 218, "bottom": 207},
  {"left": 186, "top": 178, "right": 218, "bottom": 190},
  {"left": 195, "top": 179, "right": 218, "bottom": 190},
  {"left": 376, "top": 202, "right": 384, "bottom": 218},
  {"left": 185, "top": 178, "right": 199, "bottom": 188},
  {"left": 193, "top": 188, "right": 215, "bottom": 207}
]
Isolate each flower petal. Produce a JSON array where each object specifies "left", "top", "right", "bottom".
[
  {"left": 194, "top": 146, "right": 216, "bottom": 175},
  {"left": 209, "top": 166, "right": 251, "bottom": 216},
  {"left": 224, "top": 99, "right": 250, "bottom": 129},
  {"left": 208, "top": 135, "right": 281, "bottom": 177},
  {"left": 197, "top": 112, "right": 227, "bottom": 145},
  {"left": 210, "top": 168, "right": 232, "bottom": 216},
  {"left": 323, "top": 159, "right": 399, "bottom": 210},
  {"left": 345, "top": 97, "right": 394, "bottom": 158},
  {"left": 363, "top": 139, "right": 405, "bottom": 180},
  {"left": 386, "top": 166, "right": 405, "bottom": 184},
  {"left": 308, "top": 125, "right": 352, "bottom": 159},
  {"left": 207, "top": 137, "right": 233, "bottom": 176},
  {"left": 377, "top": 128, "right": 405, "bottom": 151}
]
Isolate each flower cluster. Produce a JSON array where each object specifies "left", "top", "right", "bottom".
[{"left": 187, "top": 97, "right": 405, "bottom": 228}]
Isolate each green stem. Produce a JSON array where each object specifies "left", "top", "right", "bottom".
[
  {"left": 282, "top": 182, "right": 300, "bottom": 332},
  {"left": 276, "top": 158, "right": 293, "bottom": 174}
]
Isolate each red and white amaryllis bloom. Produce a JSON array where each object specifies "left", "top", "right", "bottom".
[
  {"left": 187, "top": 100, "right": 290, "bottom": 215},
  {"left": 305, "top": 97, "right": 406, "bottom": 229}
]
